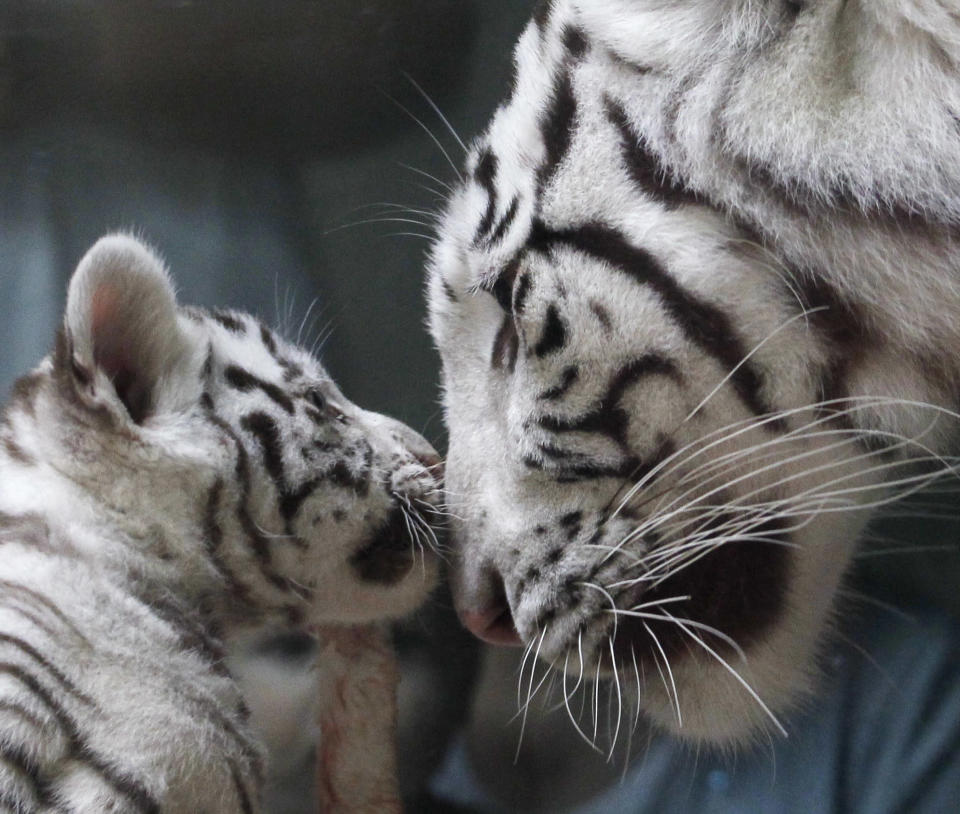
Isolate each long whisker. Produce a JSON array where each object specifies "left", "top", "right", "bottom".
[
  {"left": 666, "top": 612, "right": 787, "bottom": 737},
  {"left": 684, "top": 307, "right": 829, "bottom": 423},
  {"left": 381, "top": 91, "right": 464, "bottom": 182},
  {"left": 402, "top": 71, "right": 468, "bottom": 153}
]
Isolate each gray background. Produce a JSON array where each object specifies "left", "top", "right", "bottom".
[{"left": 1, "top": 2, "right": 957, "bottom": 811}]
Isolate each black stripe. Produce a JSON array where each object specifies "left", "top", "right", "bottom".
[
  {"left": 539, "top": 366, "right": 579, "bottom": 401},
  {"left": 528, "top": 221, "right": 782, "bottom": 425},
  {"left": 2, "top": 435, "right": 35, "bottom": 466},
  {"left": 0, "top": 662, "right": 161, "bottom": 813},
  {"left": 146, "top": 590, "right": 230, "bottom": 677},
  {"left": 0, "top": 512, "right": 54, "bottom": 554},
  {"left": 0, "top": 700, "right": 47, "bottom": 733},
  {"left": 606, "top": 48, "right": 655, "bottom": 76},
  {"left": 532, "top": 0, "right": 555, "bottom": 32},
  {"left": 589, "top": 300, "right": 613, "bottom": 331},
  {"left": 537, "top": 354, "right": 681, "bottom": 448},
  {"left": 556, "top": 457, "right": 643, "bottom": 483},
  {"left": 533, "top": 303, "right": 567, "bottom": 357},
  {"left": 278, "top": 478, "right": 321, "bottom": 539},
  {"left": 441, "top": 279, "right": 458, "bottom": 302},
  {"left": 0, "top": 428, "right": 37, "bottom": 466},
  {"left": 473, "top": 149, "right": 499, "bottom": 244},
  {"left": 240, "top": 412, "right": 286, "bottom": 493},
  {"left": 513, "top": 271, "right": 532, "bottom": 314},
  {"left": 203, "top": 477, "right": 256, "bottom": 611},
  {"left": 259, "top": 323, "right": 304, "bottom": 381},
  {"left": 0, "top": 633, "right": 96, "bottom": 706},
  {"left": 489, "top": 195, "right": 521, "bottom": 245},
  {"left": 561, "top": 25, "right": 588, "bottom": 58},
  {"left": 225, "top": 366, "right": 294, "bottom": 415},
  {"left": 0, "top": 581, "right": 90, "bottom": 647},
  {"left": 605, "top": 97, "right": 705, "bottom": 210},
  {"left": 209, "top": 309, "right": 246, "bottom": 333},
  {"left": 258, "top": 323, "right": 278, "bottom": 356},
  {"left": 230, "top": 760, "right": 257, "bottom": 814},
  {"left": 8, "top": 371, "right": 44, "bottom": 418},
  {"left": 0, "top": 597, "right": 61, "bottom": 642},
  {"left": 203, "top": 412, "right": 300, "bottom": 598},
  {"left": 0, "top": 740, "right": 52, "bottom": 807},
  {"left": 536, "top": 67, "right": 577, "bottom": 194}
]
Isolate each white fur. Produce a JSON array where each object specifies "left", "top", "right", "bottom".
[{"left": 428, "top": 0, "right": 960, "bottom": 745}]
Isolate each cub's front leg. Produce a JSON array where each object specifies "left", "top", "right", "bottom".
[{"left": 313, "top": 624, "right": 402, "bottom": 814}]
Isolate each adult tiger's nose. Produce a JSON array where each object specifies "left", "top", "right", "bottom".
[{"left": 457, "top": 566, "right": 523, "bottom": 647}]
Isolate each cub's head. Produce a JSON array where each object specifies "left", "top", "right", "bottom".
[
  {"left": 426, "top": 4, "right": 953, "bottom": 745},
  {"left": 41, "top": 234, "right": 440, "bottom": 626}
]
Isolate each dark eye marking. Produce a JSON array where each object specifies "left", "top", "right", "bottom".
[
  {"left": 224, "top": 366, "right": 294, "bottom": 414},
  {"left": 487, "top": 257, "right": 521, "bottom": 312},
  {"left": 533, "top": 303, "right": 567, "bottom": 357}
]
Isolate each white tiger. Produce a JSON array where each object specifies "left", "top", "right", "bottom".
[
  {"left": 428, "top": 0, "right": 960, "bottom": 744},
  {"left": 0, "top": 234, "right": 440, "bottom": 811}
]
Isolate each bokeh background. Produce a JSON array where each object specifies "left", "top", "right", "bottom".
[{"left": 1, "top": 3, "right": 957, "bottom": 813}]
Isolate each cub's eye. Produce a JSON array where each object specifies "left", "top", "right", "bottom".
[{"left": 306, "top": 388, "right": 327, "bottom": 411}]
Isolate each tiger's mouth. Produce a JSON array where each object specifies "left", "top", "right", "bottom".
[{"left": 349, "top": 502, "right": 439, "bottom": 586}]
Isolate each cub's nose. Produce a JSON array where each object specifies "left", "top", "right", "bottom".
[{"left": 458, "top": 566, "right": 522, "bottom": 647}]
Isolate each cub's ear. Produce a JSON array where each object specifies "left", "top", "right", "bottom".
[{"left": 61, "top": 234, "right": 189, "bottom": 424}]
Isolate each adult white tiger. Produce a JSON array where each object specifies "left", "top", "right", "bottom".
[
  {"left": 428, "top": 0, "right": 960, "bottom": 744},
  {"left": 0, "top": 235, "right": 440, "bottom": 811}
]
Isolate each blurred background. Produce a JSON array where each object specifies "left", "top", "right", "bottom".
[{"left": 1, "top": 2, "right": 957, "bottom": 813}]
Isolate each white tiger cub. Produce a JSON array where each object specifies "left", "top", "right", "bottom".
[
  {"left": 0, "top": 235, "right": 440, "bottom": 811},
  {"left": 428, "top": 0, "right": 960, "bottom": 745}
]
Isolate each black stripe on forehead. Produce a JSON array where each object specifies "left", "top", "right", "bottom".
[
  {"left": 528, "top": 220, "right": 783, "bottom": 426},
  {"left": 605, "top": 97, "right": 706, "bottom": 210},
  {"left": 473, "top": 148, "right": 499, "bottom": 245},
  {"left": 224, "top": 366, "right": 294, "bottom": 414},
  {"left": 210, "top": 308, "right": 246, "bottom": 333}
]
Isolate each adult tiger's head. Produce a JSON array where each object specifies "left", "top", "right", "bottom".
[
  {"left": 428, "top": 0, "right": 960, "bottom": 743},
  {"left": 8, "top": 234, "right": 441, "bottom": 628}
]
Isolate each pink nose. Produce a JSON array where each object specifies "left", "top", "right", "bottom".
[{"left": 460, "top": 605, "right": 523, "bottom": 647}]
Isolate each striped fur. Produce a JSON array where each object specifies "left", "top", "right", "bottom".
[
  {"left": 0, "top": 235, "right": 440, "bottom": 810},
  {"left": 428, "top": 0, "right": 960, "bottom": 745}
]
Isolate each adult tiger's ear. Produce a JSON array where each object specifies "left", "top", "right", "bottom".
[{"left": 60, "top": 234, "right": 190, "bottom": 424}]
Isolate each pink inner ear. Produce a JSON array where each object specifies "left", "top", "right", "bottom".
[
  {"left": 89, "top": 282, "right": 152, "bottom": 422},
  {"left": 89, "top": 283, "right": 130, "bottom": 380}
]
